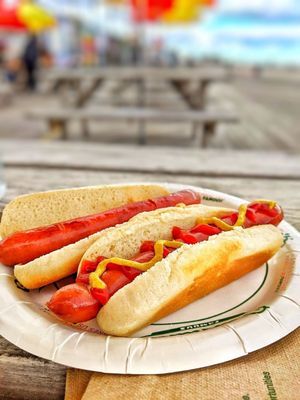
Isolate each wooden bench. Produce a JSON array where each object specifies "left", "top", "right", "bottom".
[{"left": 26, "top": 107, "right": 239, "bottom": 147}]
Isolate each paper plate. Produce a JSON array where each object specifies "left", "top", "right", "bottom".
[{"left": 0, "top": 183, "right": 299, "bottom": 374}]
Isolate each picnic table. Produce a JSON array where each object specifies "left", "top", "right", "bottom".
[
  {"left": 31, "top": 67, "right": 237, "bottom": 146},
  {"left": 0, "top": 139, "right": 299, "bottom": 400},
  {"left": 47, "top": 66, "right": 229, "bottom": 108}
]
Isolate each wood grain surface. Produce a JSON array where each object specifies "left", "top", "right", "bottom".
[
  {"left": 0, "top": 140, "right": 299, "bottom": 400},
  {"left": 46, "top": 66, "right": 229, "bottom": 82},
  {"left": 1, "top": 140, "right": 300, "bottom": 179}
]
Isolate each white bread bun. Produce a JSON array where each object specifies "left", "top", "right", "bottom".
[
  {"left": 97, "top": 225, "right": 283, "bottom": 337},
  {"left": 0, "top": 184, "right": 169, "bottom": 238},
  {"left": 15, "top": 204, "right": 233, "bottom": 289},
  {"left": 79, "top": 204, "right": 234, "bottom": 269},
  {"left": 14, "top": 231, "right": 103, "bottom": 289}
]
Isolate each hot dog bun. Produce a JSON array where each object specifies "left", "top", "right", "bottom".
[
  {"left": 0, "top": 184, "right": 169, "bottom": 238},
  {"left": 14, "top": 231, "right": 104, "bottom": 289},
  {"left": 15, "top": 204, "right": 234, "bottom": 289},
  {"left": 79, "top": 204, "right": 234, "bottom": 270},
  {"left": 97, "top": 225, "right": 282, "bottom": 336}
]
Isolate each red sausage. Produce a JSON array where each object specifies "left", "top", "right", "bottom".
[
  {"left": 220, "top": 202, "right": 284, "bottom": 228},
  {"left": 48, "top": 247, "right": 158, "bottom": 322},
  {"left": 47, "top": 284, "right": 101, "bottom": 324},
  {"left": 174, "top": 203, "right": 284, "bottom": 243},
  {"left": 0, "top": 189, "right": 200, "bottom": 266},
  {"left": 246, "top": 203, "right": 284, "bottom": 227}
]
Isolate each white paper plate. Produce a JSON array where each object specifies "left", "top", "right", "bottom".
[{"left": 0, "top": 183, "right": 299, "bottom": 374}]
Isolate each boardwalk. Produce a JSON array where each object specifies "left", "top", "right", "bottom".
[
  {"left": 210, "top": 78, "right": 300, "bottom": 151},
  {"left": 0, "top": 74, "right": 299, "bottom": 152}
]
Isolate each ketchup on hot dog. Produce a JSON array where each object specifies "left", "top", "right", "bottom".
[{"left": 47, "top": 200, "right": 283, "bottom": 323}]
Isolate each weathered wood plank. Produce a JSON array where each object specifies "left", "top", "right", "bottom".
[
  {"left": 26, "top": 108, "right": 238, "bottom": 146},
  {"left": 0, "top": 351, "right": 66, "bottom": 400},
  {"left": 209, "top": 81, "right": 300, "bottom": 152},
  {"left": 0, "top": 334, "right": 66, "bottom": 400},
  {"left": 27, "top": 107, "right": 238, "bottom": 124},
  {"left": 1, "top": 140, "right": 299, "bottom": 179},
  {"left": 47, "top": 66, "right": 229, "bottom": 82}
]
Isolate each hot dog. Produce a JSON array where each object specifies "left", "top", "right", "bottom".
[
  {"left": 0, "top": 184, "right": 170, "bottom": 238},
  {"left": 2, "top": 189, "right": 201, "bottom": 289},
  {"left": 0, "top": 189, "right": 200, "bottom": 267},
  {"left": 47, "top": 200, "right": 284, "bottom": 335}
]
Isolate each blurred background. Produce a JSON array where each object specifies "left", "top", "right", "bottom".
[{"left": 0, "top": 0, "right": 299, "bottom": 151}]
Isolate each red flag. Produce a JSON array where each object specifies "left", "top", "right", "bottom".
[
  {"left": 0, "top": 0, "right": 26, "bottom": 30},
  {"left": 131, "top": 0, "right": 174, "bottom": 22}
]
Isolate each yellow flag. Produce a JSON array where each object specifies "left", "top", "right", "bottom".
[
  {"left": 18, "top": 0, "right": 56, "bottom": 33},
  {"left": 199, "top": 0, "right": 216, "bottom": 6},
  {"left": 162, "top": 0, "right": 200, "bottom": 23}
]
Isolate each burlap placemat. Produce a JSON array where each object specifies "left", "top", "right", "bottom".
[
  {"left": 65, "top": 369, "right": 92, "bottom": 400},
  {"left": 65, "top": 328, "right": 299, "bottom": 400}
]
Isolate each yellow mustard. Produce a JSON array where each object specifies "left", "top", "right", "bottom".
[
  {"left": 197, "top": 199, "right": 277, "bottom": 232},
  {"left": 90, "top": 200, "right": 277, "bottom": 290},
  {"left": 89, "top": 240, "right": 183, "bottom": 290},
  {"left": 251, "top": 199, "right": 276, "bottom": 209}
]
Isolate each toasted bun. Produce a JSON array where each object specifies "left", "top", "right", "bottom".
[
  {"left": 97, "top": 225, "right": 283, "bottom": 337},
  {"left": 79, "top": 204, "right": 234, "bottom": 269},
  {"left": 0, "top": 184, "right": 169, "bottom": 238},
  {"left": 15, "top": 204, "right": 234, "bottom": 289}
]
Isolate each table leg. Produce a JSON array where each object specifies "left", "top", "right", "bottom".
[
  {"left": 44, "top": 120, "right": 68, "bottom": 141},
  {"left": 190, "top": 123, "right": 204, "bottom": 147},
  {"left": 202, "top": 122, "right": 216, "bottom": 148},
  {"left": 171, "top": 79, "right": 210, "bottom": 110},
  {"left": 136, "top": 79, "right": 147, "bottom": 144},
  {"left": 75, "top": 78, "right": 103, "bottom": 108},
  {"left": 136, "top": 79, "right": 146, "bottom": 107},
  {"left": 51, "top": 78, "right": 63, "bottom": 92},
  {"left": 169, "top": 79, "right": 193, "bottom": 108},
  {"left": 81, "top": 119, "right": 90, "bottom": 140},
  {"left": 194, "top": 80, "right": 209, "bottom": 109},
  {"left": 138, "top": 120, "right": 146, "bottom": 145},
  {"left": 60, "top": 120, "right": 68, "bottom": 140}
]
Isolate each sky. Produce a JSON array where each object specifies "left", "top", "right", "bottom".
[
  {"left": 36, "top": 0, "right": 300, "bottom": 65},
  {"left": 217, "top": 0, "right": 300, "bottom": 15}
]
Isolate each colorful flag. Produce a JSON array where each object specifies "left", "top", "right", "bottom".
[
  {"left": 0, "top": 0, "right": 26, "bottom": 30},
  {"left": 131, "top": 0, "right": 174, "bottom": 22},
  {"left": 18, "top": 0, "right": 56, "bottom": 32},
  {"left": 162, "top": 0, "right": 200, "bottom": 23},
  {"left": 0, "top": 0, "right": 56, "bottom": 32},
  {"left": 130, "top": 0, "right": 216, "bottom": 23}
]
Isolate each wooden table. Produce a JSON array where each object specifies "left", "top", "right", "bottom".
[
  {"left": 0, "top": 139, "right": 299, "bottom": 400},
  {"left": 47, "top": 66, "right": 229, "bottom": 108}
]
